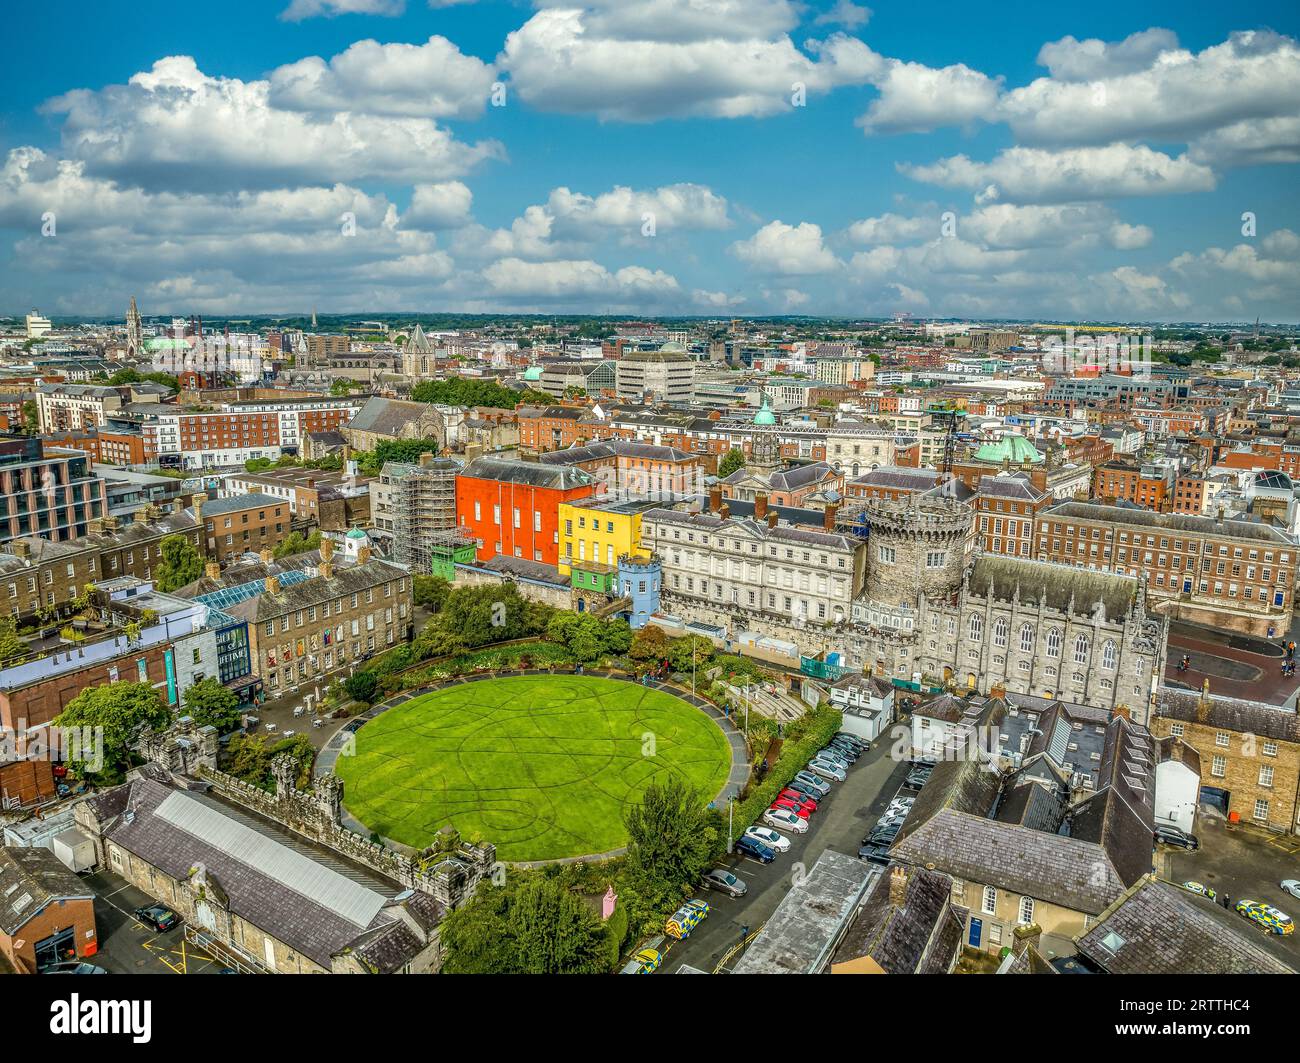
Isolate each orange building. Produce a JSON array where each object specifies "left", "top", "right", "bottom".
[{"left": 455, "top": 456, "right": 597, "bottom": 565}]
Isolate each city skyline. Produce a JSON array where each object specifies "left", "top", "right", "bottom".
[{"left": 1, "top": 0, "right": 1298, "bottom": 320}]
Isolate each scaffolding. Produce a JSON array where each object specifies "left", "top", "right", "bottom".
[{"left": 390, "top": 458, "right": 460, "bottom": 573}]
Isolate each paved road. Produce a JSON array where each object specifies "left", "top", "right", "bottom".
[
  {"left": 661, "top": 739, "right": 910, "bottom": 973},
  {"left": 1165, "top": 620, "right": 1299, "bottom": 708},
  {"left": 1164, "top": 814, "right": 1300, "bottom": 968}
]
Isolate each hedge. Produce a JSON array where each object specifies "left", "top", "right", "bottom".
[{"left": 725, "top": 702, "right": 843, "bottom": 848}]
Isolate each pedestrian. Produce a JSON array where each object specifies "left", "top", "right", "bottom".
[{"left": 740, "top": 924, "right": 750, "bottom": 946}]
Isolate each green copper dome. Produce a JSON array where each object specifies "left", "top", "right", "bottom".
[
  {"left": 522, "top": 365, "right": 543, "bottom": 381},
  {"left": 753, "top": 394, "right": 776, "bottom": 426},
  {"left": 972, "top": 434, "right": 1044, "bottom": 465},
  {"left": 347, "top": 528, "right": 368, "bottom": 539}
]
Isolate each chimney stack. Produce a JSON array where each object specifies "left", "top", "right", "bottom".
[
  {"left": 719, "top": 504, "right": 730, "bottom": 521},
  {"left": 171, "top": 498, "right": 183, "bottom": 514},
  {"left": 260, "top": 548, "right": 272, "bottom": 564},
  {"left": 205, "top": 561, "right": 220, "bottom": 580},
  {"left": 133, "top": 507, "right": 151, "bottom": 524},
  {"left": 358, "top": 544, "right": 371, "bottom": 564},
  {"left": 320, "top": 537, "right": 335, "bottom": 562},
  {"left": 823, "top": 503, "right": 839, "bottom": 532},
  {"left": 12, "top": 540, "right": 31, "bottom": 560},
  {"left": 709, "top": 486, "right": 723, "bottom": 513},
  {"left": 888, "top": 865, "right": 908, "bottom": 908},
  {"left": 419, "top": 452, "right": 435, "bottom": 467},
  {"left": 265, "top": 574, "right": 281, "bottom": 595},
  {"left": 766, "top": 510, "right": 778, "bottom": 530},
  {"left": 1012, "top": 922, "right": 1042, "bottom": 957},
  {"left": 319, "top": 560, "right": 333, "bottom": 580},
  {"left": 193, "top": 492, "right": 208, "bottom": 523},
  {"left": 754, "top": 493, "right": 768, "bottom": 520}
]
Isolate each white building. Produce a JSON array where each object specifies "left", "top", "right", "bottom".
[{"left": 1154, "top": 736, "right": 1201, "bottom": 830}]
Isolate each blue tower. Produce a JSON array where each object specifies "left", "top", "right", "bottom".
[{"left": 617, "top": 555, "right": 662, "bottom": 630}]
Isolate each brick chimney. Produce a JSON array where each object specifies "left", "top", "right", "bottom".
[
  {"left": 358, "top": 544, "right": 372, "bottom": 564},
  {"left": 1012, "top": 922, "right": 1042, "bottom": 957},
  {"left": 205, "top": 561, "right": 220, "bottom": 580},
  {"left": 709, "top": 486, "right": 723, "bottom": 513},
  {"left": 754, "top": 493, "right": 769, "bottom": 520},
  {"left": 888, "top": 865, "right": 908, "bottom": 907},
  {"left": 265, "top": 574, "right": 281, "bottom": 595},
  {"left": 171, "top": 498, "right": 184, "bottom": 514},
  {"left": 320, "top": 537, "right": 335, "bottom": 562},
  {"left": 419, "top": 452, "right": 435, "bottom": 467},
  {"left": 823, "top": 503, "right": 838, "bottom": 531},
  {"left": 766, "top": 510, "right": 778, "bottom": 529},
  {"left": 989, "top": 681, "right": 1006, "bottom": 700},
  {"left": 192, "top": 492, "right": 208, "bottom": 524},
  {"left": 1197, "top": 679, "right": 1212, "bottom": 723},
  {"left": 719, "top": 504, "right": 730, "bottom": 521},
  {"left": 260, "top": 548, "right": 272, "bottom": 564}
]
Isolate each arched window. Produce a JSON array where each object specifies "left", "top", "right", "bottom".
[
  {"left": 1019, "top": 623, "right": 1035, "bottom": 653},
  {"left": 1074, "top": 634, "right": 1090, "bottom": 665},
  {"left": 1102, "top": 640, "right": 1117, "bottom": 670},
  {"left": 1046, "top": 629, "right": 1061, "bottom": 658},
  {"left": 968, "top": 614, "right": 983, "bottom": 641},
  {"left": 993, "top": 618, "right": 1008, "bottom": 647}
]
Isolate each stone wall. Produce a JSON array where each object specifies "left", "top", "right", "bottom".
[{"left": 861, "top": 495, "right": 970, "bottom": 609}]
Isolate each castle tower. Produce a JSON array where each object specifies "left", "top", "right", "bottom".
[
  {"left": 861, "top": 494, "right": 971, "bottom": 610},
  {"left": 125, "top": 296, "right": 143, "bottom": 358}
]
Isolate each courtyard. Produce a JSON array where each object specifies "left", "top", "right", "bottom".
[{"left": 334, "top": 674, "right": 734, "bottom": 862}]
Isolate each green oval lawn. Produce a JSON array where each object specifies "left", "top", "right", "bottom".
[{"left": 335, "top": 675, "right": 732, "bottom": 862}]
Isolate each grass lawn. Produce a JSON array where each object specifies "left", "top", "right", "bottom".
[{"left": 335, "top": 675, "right": 732, "bottom": 862}]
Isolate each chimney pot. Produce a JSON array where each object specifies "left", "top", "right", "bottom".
[
  {"left": 888, "top": 865, "right": 907, "bottom": 908},
  {"left": 766, "top": 510, "right": 778, "bottom": 529},
  {"left": 754, "top": 493, "right": 769, "bottom": 520},
  {"left": 320, "top": 538, "right": 335, "bottom": 561},
  {"left": 260, "top": 548, "right": 272, "bottom": 564},
  {"left": 709, "top": 486, "right": 723, "bottom": 513},
  {"left": 265, "top": 574, "right": 281, "bottom": 595}
]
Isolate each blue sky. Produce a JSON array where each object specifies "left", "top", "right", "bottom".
[{"left": 1, "top": 0, "right": 1298, "bottom": 321}]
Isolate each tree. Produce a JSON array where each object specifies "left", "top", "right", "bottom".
[
  {"left": 274, "top": 529, "right": 322, "bottom": 558},
  {"left": 182, "top": 677, "right": 241, "bottom": 734},
  {"left": 629, "top": 624, "right": 672, "bottom": 664},
  {"left": 156, "top": 534, "right": 203, "bottom": 592},
  {"left": 0, "top": 616, "right": 27, "bottom": 665},
  {"left": 54, "top": 681, "right": 170, "bottom": 781},
  {"left": 412, "top": 574, "right": 451, "bottom": 612},
  {"left": 623, "top": 777, "right": 722, "bottom": 913},
  {"left": 440, "top": 875, "right": 612, "bottom": 974},
  {"left": 341, "top": 671, "right": 379, "bottom": 704},
  {"left": 435, "top": 584, "right": 552, "bottom": 648},
  {"left": 717, "top": 448, "right": 746, "bottom": 478},
  {"left": 20, "top": 400, "right": 39, "bottom": 435},
  {"left": 667, "top": 634, "right": 715, "bottom": 674}
]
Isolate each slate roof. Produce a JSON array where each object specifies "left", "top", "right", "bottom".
[
  {"left": 347, "top": 396, "right": 434, "bottom": 438},
  {"left": 849, "top": 465, "right": 941, "bottom": 490},
  {"left": 644, "top": 507, "right": 855, "bottom": 551},
  {"left": 1155, "top": 687, "right": 1300, "bottom": 744},
  {"left": 87, "top": 775, "right": 440, "bottom": 970},
  {"left": 0, "top": 846, "right": 95, "bottom": 935},
  {"left": 538, "top": 442, "right": 616, "bottom": 465},
  {"left": 223, "top": 557, "right": 406, "bottom": 623},
  {"left": 1044, "top": 499, "right": 1298, "bottom": 544},
  {"left": 976, "top": 472, "right": 1048, "bottom": 502},
  {"left": 194, "top": 492, "right": 284, "bottom": 517},
  {"left": 1076, "top": 877, "right": 1294, "bottom": 974},
  {"left": 459, "top": 456, "right": 595, "bottom": 491},
  {"left": 830, "top": 867, "right": 965, "bottom": 974},
  {"left": 967, "top": 554, "right": 1138, "bottom": 620}
]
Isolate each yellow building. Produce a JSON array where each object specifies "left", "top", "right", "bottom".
[{"left": 558, "top": 499, "right": 654, "bottom": 588}]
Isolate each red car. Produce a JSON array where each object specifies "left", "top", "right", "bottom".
[
  {"left": 778, "top": 788, "right": 818, "bottom": 812},
  {"left": 770, "top": 796, "right": 813, "bottom": 820}
]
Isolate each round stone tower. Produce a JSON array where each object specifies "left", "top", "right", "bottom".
[{"left": 862, "top": 494, "right": 971, "bottom": 609}]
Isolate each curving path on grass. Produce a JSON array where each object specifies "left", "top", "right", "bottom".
[{"left": 317, "top": 668, "right": 750, "bottom": 866}]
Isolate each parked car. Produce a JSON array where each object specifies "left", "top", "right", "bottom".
[
  {"left": 134, "top": 905, "right": 180, "bottom": 932},
  {"left": 1178, "top": 880, "right": 1217, "bottom": 901},
  {"left": 835, "top": 732, "right": 869, "bottom": 752},
  {"left": 666, "top": 899, "right": 710, "bottom": 940},
  {"left": 770, "top": 797, "right": 812, "bottom": 821},
  {"left": 885, "top": 798, "right": 914, "bottom": 816},
  {"left": 858, "top": 842, "right": 892, "bottom": 865},
  {"left": 734, "top": 835, "right": 776, "bottom": 863},
  {"left": 763, "top": 807, "right": 810, "bottom": 833},
  {"left": 821, "top": 742, "right": 858, "bottom": 763},
  {"left": 1153, "top": 824, "right": 1199, "bottom": 851},
  {"left": 620, "top": 936, "right": 667, "bottom": 974},
  {"left": 41, "top": 961, "right": 108, "bottom": 974},
  {"left": 792, "top": 771, "right": 832, "bottom": 796},
  {"left": 1235, "top": 900, "right": 1294, "bottom": 935},
  {"left": 744, "top": 826, "right": 791, "bottom": 852},
  {"left": 827, "top": 736, "right": 863, "bottom": 756},
  {"left": 702, "top": 868, "right": 748, "bottom": 897},
  {"left": 904, "top": 768, "right": 933, "bottom": 789},
  {"left": 868, "top": 826, "right": 901, "bottom": 847},
  {"left": 1281, "top": 879, "right": 1300, "bottom": 900},
  {"left": 785, "top": 777, "right": 825, "bottom": 800},
  {"left": 806, "top": 759, "right": 847, "bottom": 782},
  {"left": 815, "top": 748, "right": 852, "bottom": 769},
  {"left": 778, "top": 787, "right": 818, "bottom": 812}
]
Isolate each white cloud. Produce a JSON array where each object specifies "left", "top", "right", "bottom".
[
  {"left": 901, "top": 143, "right": 1216, "bottom": 203},
  {"left": 403, "top": 182, "right": 474, "bottom": 230},
  {"left": 500, "top": 4, "right": 881, "bottom": 120},
  {"left": 692, "top": 288, "right": 746, "bottom": 307},
  {"left": 43, "top": 57, "right": 503, "bottom": 193},
  {"left": 481, "top": 257, "right": 681, "bottom": 302},
  {"left": 1035, "top": 28, "right": 1179, "bottom": 81},
  {"left": 1189, "top": 116, "right": 1300, "bottom": 167},
  {"left": 1001, "top": 30, "right": 1300, "bottom": 147},
  {"left": 814, "top": 1, "right": 871, "bottom": 29},
  {"left": 731, "top": 221, "right": 839, "bottom": 274},
  {"left": 856, "top": 60, "right": 1001, "bottom": 134},
  {"left": 280, "top": 0, "right": 405, "bottom": 21},
  {"left": 268, "top": 36, "right": 496, "bottom": 119}
]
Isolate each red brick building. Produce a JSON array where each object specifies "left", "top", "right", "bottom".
[
  {"left": 0, "top": 848, "right": 97, "bottom": 973},
  {"left": 455, "top": 456, "right": 597, "bottom": 565}
]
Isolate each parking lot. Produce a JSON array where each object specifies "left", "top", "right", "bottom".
[
  {"left": 661, "top": 732, "right": 911, "bottom": 973},
  {"left": 1162, "top": 814, "right": 1300, "bottom": 967},
  {"left": 85, "top": 870, "right": 226, "bottom": 975}
]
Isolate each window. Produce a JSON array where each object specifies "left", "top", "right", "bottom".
[
  {"left": 968, "top": 614, "right": 983, "bottom": 641},
  {"left": 1018, "top": 896, "right": 1035, "bottom": 925},
  {"left": 1019, "top": 623, "right": 1034, "bottom": 653},
  {"left": 1263, "top": 740, "right": 1278, "bottom": 757},
  {"left": 1102, "top": 640, "right": 1116, "bottom": 670},
  {"left": 1215, "top": 732, "right": 1229, "bottom": 748},
  {"left": 993, "top": 618, "right": 1008, "bottom": 648},
  {"left": 1259, "top": 765, "right": 1274, "bottom": 788},
  {"left": 1046, "top": 629, "right": 1061, "bottom": 658},
  {"left": 925, "top": 551, "right": 946, "bottom": 568},
  {"left": 1254, "top": 799, "right": 1270, "bottom": 822},
  {"left": 877, "top": 545, "right": 895, "bottom": 564},
  {"left": 1073, "top": 634, "right": 1089, "bottom": 665},
  {"left": 981, "top": 886, "right": 996, "bottom": 915},
  {"left": 1170, "top": 722, "right": 1185, "bottom": 737},
  {"left": 1211, "top": 755, "right": 1227, "bottom": 778}
]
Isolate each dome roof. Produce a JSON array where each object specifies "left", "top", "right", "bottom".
[
  {"left": 659, "top": 340, "right": 687, "bottom": 353},
  {"left": 346, "top": 528, "right": 368, "bottom": 539},
  {"left": 972, "top": 434, "right": 1043, "bottom": 465},
  {"left": 522, "top": 365, "right": 543, "bottom": 381},
  {"left": 753, "top": 394, "right": 776, "bottom": 426}
]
